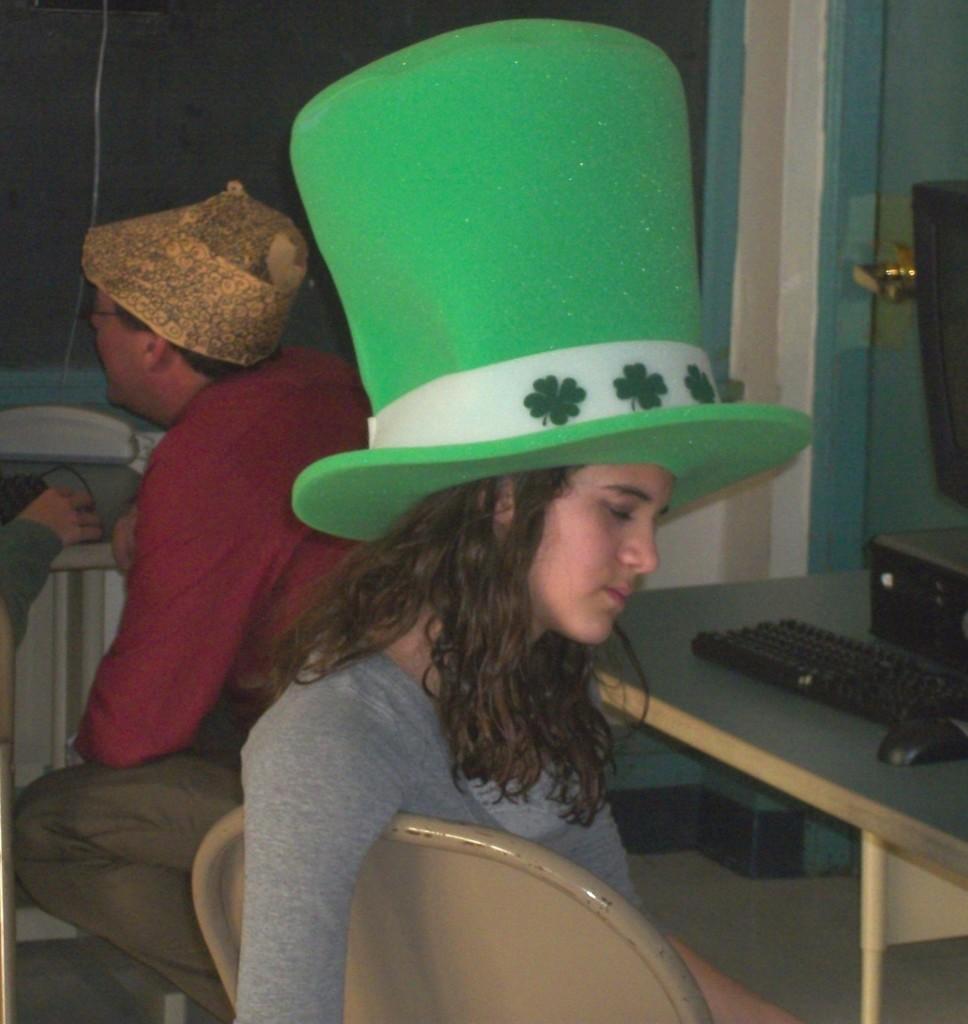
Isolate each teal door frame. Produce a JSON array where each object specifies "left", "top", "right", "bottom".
[
  {"left": 701, "top": 0, "right": 745, "bottom": 385},
  {"left": 809, "top": 0, "right": 886, "bottom": 572}
]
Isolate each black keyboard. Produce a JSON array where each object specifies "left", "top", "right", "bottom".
[{"left": 691, "top": 619, "right": 968, "bottom": 727}]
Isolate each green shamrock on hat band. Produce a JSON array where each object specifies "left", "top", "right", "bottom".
[{"left": 366, "top": 339, "right": 718, "bottom": 449}]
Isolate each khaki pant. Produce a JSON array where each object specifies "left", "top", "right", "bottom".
[{"left": 14, "top": 753, "right": 242, "bottom": 1022}]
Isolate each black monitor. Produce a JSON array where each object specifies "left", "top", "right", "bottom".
[{"left": 912, "top": 180, "right": 968, "bottom": 510}]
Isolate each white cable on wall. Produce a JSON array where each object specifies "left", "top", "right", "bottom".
[{"left": 60, "top": 0, "right": 110, "bottom": 386}]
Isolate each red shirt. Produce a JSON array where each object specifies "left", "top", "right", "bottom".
[{"left": 75, "top": 348, "right": 369, "bottom": 767}]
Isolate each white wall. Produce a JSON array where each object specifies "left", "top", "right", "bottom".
[{"left": 648, "top": 0, "right": 825, "bottom": 591}]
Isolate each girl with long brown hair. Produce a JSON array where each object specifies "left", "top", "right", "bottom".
[{"left": 236, "top": 19, "right": 810, "bottom": 1024}]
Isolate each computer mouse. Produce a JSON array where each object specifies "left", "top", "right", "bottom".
[{"left": 877, "top": 717, "right": 968, "bottom": 766}]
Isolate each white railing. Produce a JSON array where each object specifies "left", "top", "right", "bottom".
[
  {"left": 15, "top": 542, "right": 120, "bottom": 947},
  {"left": 15, "top": 543, "right": 121, "bottom": 786}
]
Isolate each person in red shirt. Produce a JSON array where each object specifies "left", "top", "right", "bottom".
[{"left": 15, "top": 182, "right": 369, "bottom": 1021}]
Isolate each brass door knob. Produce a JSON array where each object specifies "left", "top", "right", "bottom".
[{"left": 853, "top": 243, "right": 916, "bottom": 302}]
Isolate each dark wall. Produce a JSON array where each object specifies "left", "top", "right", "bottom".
[{"left": 0, "top": 0, "right": 709, "bottom": 372}]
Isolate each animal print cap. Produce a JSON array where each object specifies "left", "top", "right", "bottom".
[{"left": 83, "top": 182, "right": 307, "bottom": 366}]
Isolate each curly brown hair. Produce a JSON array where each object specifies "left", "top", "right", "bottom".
[{"left": 268, "top": 467, "right": 621, "bottom": 824}]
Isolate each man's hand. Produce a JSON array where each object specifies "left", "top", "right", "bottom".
[{"left": 19, "top": 487, "right": 102, "bottom": 547}]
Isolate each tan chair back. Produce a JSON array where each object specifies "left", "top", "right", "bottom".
[
  {"left": 193, "top": 808, "right": 712, "bottom": 1024},
  {"left": 191, "top": 804, "right": 244, "bottom": 1003}
]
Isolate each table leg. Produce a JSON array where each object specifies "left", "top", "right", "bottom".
[{"left": 860, "top": 831, "right": 886, "bottom": 1024}]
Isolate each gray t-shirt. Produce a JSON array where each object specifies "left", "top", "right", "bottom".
[{"left": 237, "top": 653, "right": 634, "bottom": 1024}]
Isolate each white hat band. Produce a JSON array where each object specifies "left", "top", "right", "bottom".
[{"left": 367, "top": 340, "right": 719, "bottom": 449}]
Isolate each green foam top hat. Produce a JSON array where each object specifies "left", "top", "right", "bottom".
[{"left": 290, "top": 19, "right": 810, "bottom": 540}]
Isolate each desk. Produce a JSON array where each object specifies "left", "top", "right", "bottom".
[{"left": 601, "top": 570, "right": 968, "bottom": 1024}]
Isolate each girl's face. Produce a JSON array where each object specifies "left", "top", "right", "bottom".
[{"left": 526, "top": 463, "right": 674, "bottom": 645}]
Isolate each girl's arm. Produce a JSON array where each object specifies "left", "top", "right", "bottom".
[
  {"left": 669, "top": 939, "right": 803, "bottom": 1024},
  {"left": 236, "top": 678, "right": 409, "bottom": 1024},
  {"left": 555, "top": 804, "right": 803, "bottom": 1023},
  {"left": 552, "top": 798, "right": 640, "bottom": 904}
]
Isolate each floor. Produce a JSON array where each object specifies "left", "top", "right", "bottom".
[
  {"left": 16, "top": 932, "right": 219, "bottom": 1024},
  {"left": 14, "top": 850, "right": 968, "bottom": 1023},
  {"left": 628, "top": 850, "right": 968, "bottom": 1024}
]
